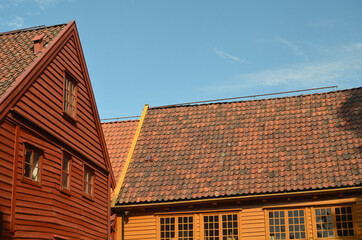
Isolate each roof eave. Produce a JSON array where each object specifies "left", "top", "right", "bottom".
[{"left": 112, "top": 186, "right": 362, "bottom": 210}]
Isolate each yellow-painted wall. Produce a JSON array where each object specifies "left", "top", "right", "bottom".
[{"left": 115, "top": 192, "right": 362, "bottom": 240}]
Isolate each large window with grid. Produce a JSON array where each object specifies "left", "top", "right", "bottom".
[
  {"left": 158, "top": 212, "right": 240, "bottom": 240},
  {"left": 314, "top": 206, "right": 356, "bottom": 239},
  {"left": 203, "top": 213, "right": 239, "bottom": 240},
  {"left": 159, "top": 216, "right": 194, "bottom": 240},
  {"left": 266, "top": 205, "right": 357, "bottom": 240},
  {"left": 268, "top": 209, "right": 306, "bottom": 240}
]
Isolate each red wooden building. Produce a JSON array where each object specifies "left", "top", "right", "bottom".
[
  {"left": 0, "top": 21, "right": 115, "bottom": 239},
  {"left": 105, "top": 88, "right": 361, "bottom": 240}
]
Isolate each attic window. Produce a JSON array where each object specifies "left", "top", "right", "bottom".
[{"left": 63, "top": 72, "right": 77, "bottom": 119}]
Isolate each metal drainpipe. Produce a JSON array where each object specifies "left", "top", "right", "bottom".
[{"left": 122, "top": 211, "right": 125, "bottom": 240}]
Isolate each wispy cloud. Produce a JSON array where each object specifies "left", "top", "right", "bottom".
[
  {"left": 211, "top": 46, "right": 248, "bottom": 64},
  {"left": 34, "top": 0, "right": 57, "bottom": 9},
  {"left": 343, "top": 42, "right": 362, "bottom": 52},
  {"left": 275, "top": 36, "right": 308, "bottom": 60},
  {"left": 6, "top": 16, "right": 24, "bottom": 29},
  {"left": 202, "top": 43, "right": 362, "bottom": 93},
  {"left": 306, "top": 19, "right": 345, "bottom": 28}
]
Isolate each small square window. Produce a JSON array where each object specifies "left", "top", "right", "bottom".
[
  {"left": 84, "top": 166, "right": 94, "bottom": 196},
  {"left": 23, "top": 144, "right": 42, "bottom": 184},
  {"left": 63, "top": 73, "right": 77, "bottom": 118}
]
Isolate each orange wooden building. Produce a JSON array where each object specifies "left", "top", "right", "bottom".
[
  {"left": 0, "top": 21, "right": 115, "bottom": 239},
  {"left": 105, "top": 88, "right": 361, "bottom": 240}
]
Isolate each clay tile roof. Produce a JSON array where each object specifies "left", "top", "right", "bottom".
[
  {"left": 0, "top": 24, "right": 66, "bottom": 98},
  {"left": 116, "top": 87, "right": 362, "bottom": 205},
  {"left": 102, "top": 120, "right": 139, "bottom": 183}
]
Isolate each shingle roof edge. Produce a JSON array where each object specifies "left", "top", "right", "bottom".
[
  {"left": 0, "top": 23, "right": 67, "bottom": 36},
  {"left": 149, "top": 87, "right": 361, "bottom": 110},
  {"left": 101, "top": 119, "right": 140, "bottom": 125},
  {"left": 115, "top": 185, "right": 362, "bottom": 207}
]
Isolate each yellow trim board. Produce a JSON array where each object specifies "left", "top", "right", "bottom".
[{"left": 111, "top": 104, "right": 149, "bottom": 207}]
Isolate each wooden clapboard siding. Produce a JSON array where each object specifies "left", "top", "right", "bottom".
[
  {"left": 241, "top": 207, "right": 266, "bottom": 239},
  {"left": 119, "top": 193, "right": 362, "bottom": 240},
  {"left": 356, "top": 198, "right": 362, "bottom": 237},
  {"left": 124, "top": 214, "right": 156, "bottom": 240},
  {"left": 12, "top": 35, "right": 105, "bottom": 168},
  {"left": 0, "top": 23, "right": 111, "bottom": 239},
  {"left": 0, "top": 120, "right": 15, "bottom": 239},
  {"left": 10, "top": 126, "right": 108, "bottom": 239}
]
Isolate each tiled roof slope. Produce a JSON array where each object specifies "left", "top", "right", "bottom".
[
  {"left": 117, "top": 88, "right": 361, "bottom": 205},
  {"left": 0, "top": 24, "right": 66, "bottom": 97},
  {"left": 102, "top": 120, "right": 139, "bottom": 183}
]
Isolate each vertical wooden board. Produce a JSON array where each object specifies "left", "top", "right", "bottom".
[
  {"left": 306, "top": 207, "right": 313, "bottom": 240},
  {"left": 0, "top": 120, "right": 15, "bottom": 237},
  {"left": 356, "top": 198, "right": 362, "bottom": 237}
]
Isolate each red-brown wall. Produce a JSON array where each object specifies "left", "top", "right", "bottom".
[{"left": 0, "top": 26, "right": 110, "bottom": 239}]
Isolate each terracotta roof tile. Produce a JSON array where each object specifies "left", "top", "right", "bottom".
[
  {"left": 0, "top": 24, "right": 66, "bottom": 97},
  {"left": 102, "top": 120, "right": 139, "bottom": 184},
  {"left": 117, "top": 88, "right": 362, "bottom": 205}
]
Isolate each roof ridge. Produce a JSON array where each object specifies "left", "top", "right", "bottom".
[
  {"left": 101, "top": 119, "right": 140, "bottom": 124},
  {"left": 0, "top": 23, "right": 67, "bottom": 36},
  {"left": 149, "top": 86, "right": 361, "bottom": 110}
]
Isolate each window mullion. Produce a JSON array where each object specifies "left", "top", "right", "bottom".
[
  {"left": 332, "top": 207, "right": 337, "bottom": 238},
  {"left": 218, "top": 214, "right": 221, "bottom": 239},
  {"left": 285, "top": 210, "right": 290, "bottom": 240},
  {"left": 175, "top": 216, "right": 178, "bottom": 240},
  {"left": 30, "top": 152, "right": 34, "bottom": 177}
]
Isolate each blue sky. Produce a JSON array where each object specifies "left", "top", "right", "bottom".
[{"left": 1, "top": 0, "right": 362, "bottom": 119}]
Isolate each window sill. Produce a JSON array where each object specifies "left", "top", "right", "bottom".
[
  {"left": 21, "top": 177, "right": 42, "bottom": 188},
  {"left": 60, "top": 187, "right": 71, "bottom": 196},
  {"left": 82, "top": 192, "right": 94, "bottom": 202},
  {"left": 62, "top": 112, "right": 77, "bottom": 125}
]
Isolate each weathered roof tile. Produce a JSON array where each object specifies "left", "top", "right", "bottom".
[
  {"left": 116, "top": 88, "right": 361, "bottom": 205},
  {"left": 0, "top": 24, "right": 66, "bottom": 98}
]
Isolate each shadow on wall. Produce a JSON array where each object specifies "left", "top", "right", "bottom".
[
  {"left": 337, "top": 88, "right": 361, "bottom": 153},
  {"left": 1, "top": 211, "right": 3, "bottom": 240}
]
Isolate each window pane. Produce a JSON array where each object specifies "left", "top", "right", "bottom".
[
  {"left": 335, "top": 207, "right": 354, "bottom": 236},
  {"left": 204, "top": 215, "right": 219, "bottom": 240},
  {"left": 24, "top": 164, "right": 31, "bottom": 178},
  {"left": 178, "top": 216, "right": 193, "bottom": 240},
  {"left": 222, "top": 214, "right": 238, "bottom": 240},
  {"left": 32, "top": 165, "right": 39, "bottom": 181},
  {"left": 62, "top": 172, "right": 69, "bottom": 188},
  {"left": 25, "top": 149, "right": 33, "bottom": 164},
  {"left": 160, "top": 217, "right": 175, "bottom": 240},
  {"left": 24, "top": 148, "right": 41, "bottom": 182},
  {"left": 84, "top": 170, "right": 88, "bottom": 193},
  {"left": 63, "top": 157, "right": 69, "bottom": 172},
  {"left": 269, "top": 211, "right": 285, "bottom": 240},
  {"left": 315, "top": 208, "right": 333, "bottom": 238},
  {"left": 64, "top": 76, "right": 76, "bottom": 117}
]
